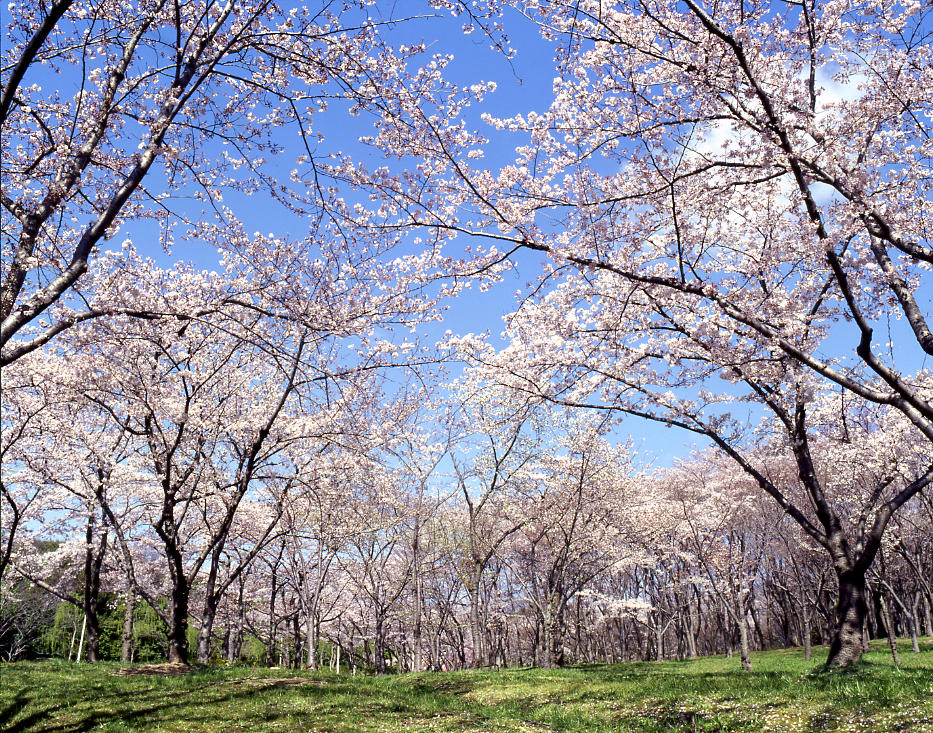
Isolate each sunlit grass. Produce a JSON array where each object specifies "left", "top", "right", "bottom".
[{"left": 2, "top": 639, "right": 931, "bottom": 731}]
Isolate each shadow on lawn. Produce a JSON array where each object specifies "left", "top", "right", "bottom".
[
  {"left": 5, "top": 695, "right": 80, "bottom": 733},
  {"left": 4, "top": 675, "right": 485, "bottom": 733},
  {"left": 0, "top": 689, "right": 29, "bottom": 729},
  {"left": 4, "top": 680, "right": 225, "bottom": 733},
  {"left": 5, "top": 653, "right": 931, "bottom": 733}
]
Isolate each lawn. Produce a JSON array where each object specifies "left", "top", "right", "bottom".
[{"left": 2, "top": 641, "right": 932, "bottom": 732}]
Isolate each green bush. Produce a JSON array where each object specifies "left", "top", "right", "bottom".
[{"left": 32, "top": 596, "right": 169, "bottom": 662}]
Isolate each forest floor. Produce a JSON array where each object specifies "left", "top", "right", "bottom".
[{"left": 2, "top": 640, "right": 932, "bottom": 732}]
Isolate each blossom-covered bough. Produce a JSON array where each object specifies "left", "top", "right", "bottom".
[
  {"left": 0, "top": 0, "right": 464, "bottom": 366},
  {"left": 366, "top": 0, "right": 932, "bottom": 668},
  {"left": 3, "top": 0, "right": 931, "bottom": 672}
]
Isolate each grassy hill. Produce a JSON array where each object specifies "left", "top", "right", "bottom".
[{"left": 2, "top": 641, "right": 931, "bottom": 732}]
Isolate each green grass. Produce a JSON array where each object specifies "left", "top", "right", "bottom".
[{"left": 2, "top": 640, "right": 932, "bottom": 732}]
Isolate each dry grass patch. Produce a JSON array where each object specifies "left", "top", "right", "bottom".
[{"left": 113, "top": 662, "right": 194, "bottom": 676}]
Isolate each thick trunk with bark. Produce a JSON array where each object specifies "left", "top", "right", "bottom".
[
  {"left": 166, "top": 555, "right": 190, "bottom": 664},
  {"left": 83, "top": 591, "right": 102, "bottom": 663},
  {"left": 374, "top": 615, "right": 387, "bottom": 673},
  {"left": 825, "top": 570, "right": 868, "bottom": 668},
  {"left": 196, "top": 593, "right": 218, "bottom": 665},
  {"left": 82, "top": 514, "right": 107, "bottom": 663},
  {"left": 542, "top": 605, "right": 565, "bottom": 668},
  {"left": 196, "top": 544, "right": 227, "bottom": 664},
  {"left": 686, "top": 601, "right": 699, "bottom": 660},
  {"left": 292, "top": 614, "right": 301, "bottom": 669},
  {"left": 467, "top": 566, "right": 486, "bottom": 668}
]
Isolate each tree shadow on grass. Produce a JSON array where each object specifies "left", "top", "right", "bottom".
[
  {"left": 406, "top": 678, "right": 475, "bottom": 697},
  {"left": 6, "top": 697, "right": 81, "bottom": 733},
  {"left": 7, "top": 659, "right": 931, "bottom": 733},
  {"left": 0, "top": 689, "right": 29, "bottom": 729},
  {"left": 5, "top": 676, "right": 492, "bottom": 733},
  {"left": 4, "top": 680, "right": 223, "bottom": 733}
]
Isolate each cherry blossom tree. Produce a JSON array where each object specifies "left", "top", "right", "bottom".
[
  {"left": 384, "top": 418, "right": 456, "bottom": 672},
  {"left": 0, "top": 0, "right": 490, "bottom": 365},
  {"left": 666, "top": 454, "right": 782, "bottom": 671},
  {"left": 502, "top": 417, "right": 634, "bottom": 667},
  {"left": 0, "top": 348, "right": 153, "bottom": 662},
  {"left": 359, "top": 0, "right": 932, "bottom": 667},
  {"left": 280, "top": 448, "right": 364, "bottom": 670},
  {"left": 0, "top": 352, "right": 61, "bottom": 583},
  {"left": 6, "top": 0, "right": 931, "bottom": 673},
  {"left": 448, "top": 388, "right": 545, "bottom": 668},
  {"left": 471, "top": 309, "right": 929, "bottom": 667}
]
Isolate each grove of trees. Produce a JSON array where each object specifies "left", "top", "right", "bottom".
[{"left": 2, "top": 0, "right": 930, "bottom": 672}]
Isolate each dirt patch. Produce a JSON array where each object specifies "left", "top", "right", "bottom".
[
  {"left": 114, "top": 663, "right": 195, "bottom": 676},
  {"left": 228, "top": 677, "right": 326, "bottom": 688},
  {"left": 266, "top": 678, "right": 315, "bottom": 687}
]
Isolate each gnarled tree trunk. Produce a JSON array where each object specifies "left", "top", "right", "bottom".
[{"left": 825, "top": 570, "right": 868, "bottom": 668}]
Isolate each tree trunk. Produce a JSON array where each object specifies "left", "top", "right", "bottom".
[
  {"left": 686, "top": 601, "right": 698, "bottom": 660},
  {"left": 76, "top": 613, "right": 86, "bottom": 663},
  {"left": 543, "top": 604, "right": 565, "bottom": 668},
  {"left": 82, "top": 511, "right": 107, "bottom": 663},
  {"left": 825, "top": 570, "right": 867, "bottom": 668},
  {"left": 722, "top": 603, "right": 733, "bottom": 658},
  {"left": 737, "top": 611, "right": 752, "bottom": 672},
  {"left": 749, "top": 602, "right": 767, "bottom": 650},
  {"left": 82, "top": 588, "right": 102, "bottom": 663},
  {"left": 412, "top": 521, "right": 423, "bottom": 672},
  {"left": 266, "top": 570, "right": 278, "bottom": 667},
  {"left": 803, "top": 607, "right": 812, "bottom": 661},
  {"left": 617, "top": 618, "right": 627, "bottom": 662},
  {"left": 467, "top": 566, "right": 486, "bottom": 668},
  {"left": 122, "top": 589, "right": 135, "bottom": 663},
  {"left": 412, "top": 573, "right": 423, "bottom": 672},
  {"left": 911, "top": 593, "right": 922, "bottom": 653},
  {"left": 374, "top": 615, "right": 386, "bottom": 673},
  {"left": 879, "top": 592, "right": 900, "bottom": 666},
  {"left": 533, "top": 615, "right": 542, "bottom": 666},
  {"left": 305, "top": 612, "right": 318, "bottom": 669},
  {"left": 923, "top": 592, "right": 933, "bottom": 637},
  {"left": 166, "top": 571, "right": 190, "bottom": 664},
  {"left": 196, "top": 594, "right": 219, "bottom": 665},
  {"left": 654, "top": 622, "right": 664, "bottom": 663},
  {"left": 226, "top": 585, "right": 244, "bottom": 664}
]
